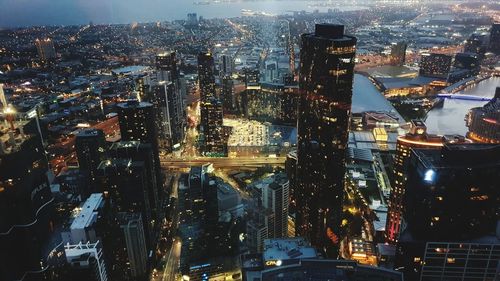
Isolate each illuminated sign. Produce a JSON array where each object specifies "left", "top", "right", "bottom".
[{"left": 265, "top": 260, "right": 282, "bottom": 267}]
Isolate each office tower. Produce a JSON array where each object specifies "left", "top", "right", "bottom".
[
  {"left": 246, "top": 82, "right": 298, "bottom": 124},
  {"left": 76, "top": 129, "right": 107, "bottom": 187},
  {"left": 453, "top": 53, "right": 480, "bottom": 70},
  {"left": 35, "top": 38, "right": 56, "bottom": 61},
  {"left": 0, "top": 112, "right": 54, "bottom": 281},
  {"left": 198, "top": 52, "right": 216, "bottom": 102},
  {"left": 466, "top": 87, "right": 500, "bottom": 143},
  {"left": 156, "top": 51, "right": 178, "bottom": 82},
  {"left": 179, "top": 165, "right": 234, "bottom": 280},
  {"left": 221, "top": 75, "right": 235, "bottom": 113},
  {"left": 447, "top": 52, "right": 481, "bottom": 84},
  {"left": 109, "top": 141, "right": 160, "bottom": 226},
  {"left": 0, "top": 83, "right": 6, "bottom": 108},
  {"left": 97, "top": 159, "right": 153, "bottom": 250},
  {"left": 150, "top": 82, "right": 184, "bottom": 150},
  {"left": 200, "top": 98, "right": 225, "bottom": 155},
  {"left": 261, "top": 173, "right": 289, "bottom": 239},
  {"left": 247, "top": 173, "right": 291, "bottom": 252},
  {"left": 396, "top": 144, "right": 499, "bottom": 281},
  {"left": 385, "top": 120, "right": 451, "bottom": 244},
  {"left": 116, "top": 100, "right": 159, "bottom": 156},
  {"left": 464, "top": 34, "right": 487, "bottom": 55},
  {"left": 186, "top": 13, "right": 198, "bottom": 27},
  {"left": 419, "top": 53, "right": 452, "bottom": 78},
  {"left": 117, "top": 212, "right": 149, "bottom": 280},
  {"left": 220, "top": 54, "right": 233, "bottom": 76},
  {"left": 489, "top": 23, "right": 500, "bottom": 54},
  {"left": 295, "top": 24, "right": 357, "bottom": 258},
  {"left": 62, "top": 241, "right": 108, "bottom": 281},
  {"left": 390, "top": 42, "right": 407, "bottom": 66}
]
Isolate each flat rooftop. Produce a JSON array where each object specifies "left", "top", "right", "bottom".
[
  {"left": 70, "top": 193, "right": 104, "bottom": 230},
  {"left": 263, "top": 238, "right": 317, "bottom": 262}
]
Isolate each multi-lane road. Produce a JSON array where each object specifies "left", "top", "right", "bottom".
[{"left": 160, "top": 156, "right": 286, "bottom": 169}]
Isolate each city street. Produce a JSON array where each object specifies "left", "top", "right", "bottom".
[{"left": 160, "top": 156, "right": 285, "bottom": 168}]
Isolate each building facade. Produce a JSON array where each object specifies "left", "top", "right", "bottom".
[{"left": 295, "top": 24, "right": 357, "bottom": 258}]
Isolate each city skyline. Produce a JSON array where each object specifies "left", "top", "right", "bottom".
[{"left": 1, "top": 1, "right": 499, "bottom": 281}]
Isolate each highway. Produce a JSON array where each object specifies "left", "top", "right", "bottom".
[{"left": 160, "top": 156, "right": 286, "bottom": 168}]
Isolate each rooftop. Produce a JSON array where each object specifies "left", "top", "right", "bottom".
[
  {"left": 70, "top": 193, "right": 104, "bottom": 230},
  {"left": 263, "top": 238, "right": 317, "bottom": 262}
]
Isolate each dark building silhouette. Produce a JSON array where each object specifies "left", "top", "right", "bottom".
[
  {"left": 385, "top": 121, "right": 446, "bottom": 244},
  {"left": 396, "top": 144, "right": 500, "bottom": 281},
  {"left": 198, "top": 52, "right": 216, "bottom": 102},
  {"left": 489, "top": 23, "right": 500, "bottom": 54},
  {"left": 156, "top": 51, "right": 178, "bottom": 82},
  {"left": 109, "top": 141, "right": 161, "bottom": 227},
  {"left": 117, "top": 101, "right": 158, "bottom": 151},
  {"left": 295, "top": 24, "right": 357, "bottom": 258},
  {"left": 96, "top": 159, "right": 154, "bottom": 254},
  {"left": 0, "top": 122, "right": 54, "bottom": 281},
  {"left": 75, "top": 129, "right": 107, "bottom": 187},
  {"left": 464, "top": 34, "right": 487, "bottom": 55},
  {"left": 200, "top": 98, "right": 225, "bottom": 155}
]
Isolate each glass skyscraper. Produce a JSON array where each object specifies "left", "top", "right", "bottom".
[{"left": 295, "top": 24, "right": 357, "bottom": 258}]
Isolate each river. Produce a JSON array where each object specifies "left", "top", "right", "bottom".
[
  {"left": 352, "top": 74, "right": 405, "bottom": 122},
  {"left": 425, "top": 77, "right": 500, "bottom": 136}
]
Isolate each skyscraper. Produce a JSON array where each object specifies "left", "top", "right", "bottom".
[
  {"left": 489, "top": 23, "right": 500, "bottom": 54},
  {"left": 200, "top": 98, "right": 225, "bottom": 155},
  {"left": 261, "top": 173, "right": 290, "bottom": 239},
  {"left": 116, "top": 100, "right": 159, "bottom": 155},
  {"left": 97, "top": 158, "right": 154, "bottom": 250},
  {"left": 390, "top": 42, "right": 407, "bottom": 66},
  {"left": 35, "top": 38, "right": 56, "bottom": 61},
  {"left": 385, "top": 120, "right": 457, "bottom": 244},
  {"left": 0, "top": 115, "right": 54, "bottom": 281},
  {"left": 295, "top": 24, "right": 357, "bottom": 257},
  {"left": 221, "top": 75, "right": 235, "bottom": 113},
  {"left": 396, "top": 144, "right": 499, "bottom": 281},
  {"left": 419, "top": 53, "right": 452, "bottom": 78},
  {"left": 76, "top": 129, "right": 107, "bottom": 186},
  {"left": 220, "top": 54, "right": 233, "bottom": 76},
  {"left": 108, "top": 141, "right": 161, "bottom": 228},
  {"left": 149, "top": 82, "right": 184, "bottom": 150},
  {"left": 198, "top": 52, "right": 216, "bottom": 102},
  {"left": 156, "top": 51, "right": 178, "bottom": 82},
  {"left": 117, "top": 212, "right": 149, "bottom": 280}
]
